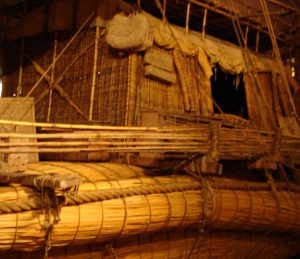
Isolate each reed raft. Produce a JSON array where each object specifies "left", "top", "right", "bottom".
[
  {"left": 4, "top": 230, "right": 300, "bottom": 259},
  {"left": 0, "top": 120, "right": 299, "bottom": 164},
  {"left": 0, "top": 162, "right": 300, "bottom": 253}
]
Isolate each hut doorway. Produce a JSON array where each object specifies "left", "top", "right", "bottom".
[{"left": 211, "top": 64, "right": 248, "bottom": 119}]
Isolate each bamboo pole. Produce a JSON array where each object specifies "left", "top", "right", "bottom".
[
  {"left": 0, "top": 119, "right": 159, "bottom": 131},
  {"left": 0, "top": 118, "right": 280, "bottom": 133},
  {"left": 89, "top": 26, "right": 100, "bottom": 121},
  {"left": 202, "top": 9, "right": 208, "bottom": 39},
  {"left": 163, "top": 0, "right": 167, "bottom": 24},
  {"left": 16, "top": 38, "right": 24, "bottom": 97},
  {"left": 125, "top": 54, "right": 138, "bottom": 126},
  {"left": 244, "top": 26, "right": 249, "bottom": 46},
  {"left": 188, "top": 0, "right": 286, "bottom": 42},
  {"left": 47, "top": 31, "right": 58, "bottom": 122},
  {"left": 185, "top": 2, "right": 191, "bottom": 34},
  {"left": 0, "top": 124, "right": 298, "bottom": 163},
  {"left": 255, "top": 30, "right": 260, "bottom": 53},
  {"left": 260, "top": 0, "right": 299, "bottom": 122}
]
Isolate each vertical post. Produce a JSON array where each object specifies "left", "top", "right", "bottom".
[
  {"left": 47, "top": 31, "right": 58, "bottom": 122},
  {"left": 163, "top": 0, "right": 167, "bottom": 24},
  {"left": 185, "top": 2, "right": 191, "bottom": 34},
  {"left": 163, "top": 0, "right": 167, "bottom": 14},
  {"left": 244, "top": 7, "right": 250, "bottom": 47},
  {"left": 17, "top": 2, "right": 26, "bottom": 97},
  {"left": 255, "top": 30, "right": 260, "bottom": 53},
  {"left": 244, "top": 26, "right": 249, "bottom": 47},
  {"left": 17, "top": 38, "right": 24, "bottom": 97},
  {"left": 202, "top": 9, "right": 208, "bottom": 39},
  {"left": 89, "top": 26, "right": 100, "bottom": 121}
]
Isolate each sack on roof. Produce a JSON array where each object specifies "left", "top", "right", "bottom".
[{"left": 106, "top": 13, "right": 153, "bottom": 51}]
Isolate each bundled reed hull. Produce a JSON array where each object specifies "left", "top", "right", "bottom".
[
  {"left": 4, "top": 230, "right": 300, "bottom": 259},
  {"left": 0, "top": 162, "right": 300, "bottom": 253}
]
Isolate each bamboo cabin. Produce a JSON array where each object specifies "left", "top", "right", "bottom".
[{"left": 0, "top": 0, "right": 300, "bottom": 258}]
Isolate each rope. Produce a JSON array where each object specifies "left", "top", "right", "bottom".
[
  {"left": 1, "top": 179, "right": 300, "bottom": 215},
  {"left": 65, "top": 182, "right": 203, "bottom": 206}
]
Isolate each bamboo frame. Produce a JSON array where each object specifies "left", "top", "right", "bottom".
[
  {"left": 255, "top": 30, "right": 260, "bottom": 53},
  {"left": 185, "top": 2, "right": 191, "bottom": 34},
  {"left": 16, "top": 38, "right": 24, "bottom": 97},
  {"left": 259, "top": 0, "right": 299, "bottom": 121},
  {"left": 89, "top": 26, "right": 100, "bottom": 121},
  {"left": 202, "top": 9, "right": 207, "bottom": 39},
  {"left": 47, "top": 31, "right": 58, "bottom": 122},
  {"left": 0, "top": 120, "right": 298, "bottom": 164},
  {"left": 26, "top": 54, "right": 88, "bottom": 120},
  {"left": 188, "top": 0, "right": 287, "bottom": 42},
  {"left": 25, "top": 12, "right": 95, "bottom": 98}
]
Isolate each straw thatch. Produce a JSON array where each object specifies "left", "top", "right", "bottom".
[{"left": 0, "top": 162, "right": 300, "bottom": 253}]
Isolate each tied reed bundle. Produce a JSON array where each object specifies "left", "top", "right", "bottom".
[
  {"left": 0, "top": 162, "right": 300, "bottom": 253},
  {"left": 3, "top": 230, "right": 300, "bottom": 259}
]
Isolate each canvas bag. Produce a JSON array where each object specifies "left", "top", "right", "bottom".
[{"left": 106, "top": 13, "right": 153, "bottom": 51}]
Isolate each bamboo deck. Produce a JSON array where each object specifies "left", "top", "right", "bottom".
[{"left": 0, "top": 120, "right": 299, "bottom": 166}]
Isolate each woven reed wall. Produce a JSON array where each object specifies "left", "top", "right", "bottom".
[
  {"left": 4, "top": 230, "right": 300, "bottom": 259},
  {"left": 3, "top": 29, "right": 129, "bottom": 125},
  {"left": 244, "top": 72, "right": 283, "bottom": 130},
  {"left": 137, "top": 47, "right": 213, "bottom": 119},
  {"left": 1, "top": 162, "right": 300, "bottom": 253}
]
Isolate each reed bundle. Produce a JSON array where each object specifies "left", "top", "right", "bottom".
[
  {"left": 3, "top": 229, "right": 300, "bottom": 259},
  {"left": 0, "top": 162, "right": 300, "bottom": 253},
  {"left": 0, "top": 120, "right": 299, "bottom": 164}
]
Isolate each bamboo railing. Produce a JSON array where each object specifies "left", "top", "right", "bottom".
[{"left": 0, "top": 120, "right": 299, "bottom": 165}]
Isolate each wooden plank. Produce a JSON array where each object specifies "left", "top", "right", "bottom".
[
  {"left": 0, "top": 172, "right": 82, "bottom": 190},
  {"left": 0, "top": 98, "right": 38, "bottom": 166}
]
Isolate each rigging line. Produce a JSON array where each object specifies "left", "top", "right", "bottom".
[
  {"left": 260, "top": 0, "right": 299, "bottom": 124},
  {"left": 226, "top": 0, "right": 277, "bottom": 129}
]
